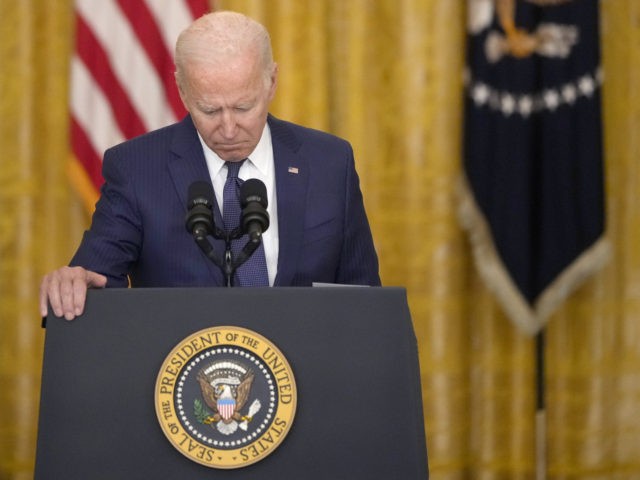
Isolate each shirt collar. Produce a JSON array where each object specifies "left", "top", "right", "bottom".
[{"left": 197, "top": 123, "right": 272, "bottom": 178}]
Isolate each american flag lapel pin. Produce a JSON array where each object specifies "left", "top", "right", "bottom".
[{"left": 288, "top": 166, "right": 299, "bottom": 174}]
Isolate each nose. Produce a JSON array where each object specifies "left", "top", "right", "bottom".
[{"left": 219, "top": 110, "right": 238, "bottom": 139}]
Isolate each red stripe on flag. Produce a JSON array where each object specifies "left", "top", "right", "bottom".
[
  {"left": 75, "top": 13, "right": 147, "bottom": 139},
  {"left": 116, "top": 0, "right": 186, "bottom": 119},
  {"left": 70, "top": 116, "right": 104, "bottom": 189},
  {"left": 186, "top": 0, "right": 211, "bottom": 19}
]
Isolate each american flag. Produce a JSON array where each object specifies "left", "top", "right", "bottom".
[{"left": 68, "top": 0, "right": 211, "bottom": 211}]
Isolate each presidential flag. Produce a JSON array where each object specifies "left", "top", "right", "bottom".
[
  {"left": 459, "top": 0, "right": 610, "bottom": 334},
  {"left": 68, "top": 0, "right": 211, "bottom": 211}
]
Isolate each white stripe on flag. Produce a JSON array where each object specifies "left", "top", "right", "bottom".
[
  {"left": 146, "top": 0, "right": 197, "bottom": 53},
  {"left": 70, "top": 57, "right": 125, "bottom": 155},
  {"left": 76, "top": 0, "right": 176, "bottom": 130}
]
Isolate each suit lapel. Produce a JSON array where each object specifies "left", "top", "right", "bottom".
[
  {"left": 167, "top": 115, "right": 224, "bottom": 282},
  {"left": 269, "top": 116, "right": 308, "bottom": 286},
  {"left": 167, "top": 116, "right": 211, "bottom": 207}
]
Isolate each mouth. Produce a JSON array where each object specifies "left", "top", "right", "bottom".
[
  {"left": 214, "top": 140, "right": 249, "bottom": 152},
  {"left": 217, "top": 143, "right": 243, "bottom": 151},
  {"left": 212, "top": 142, "right": 251, "bottom": 161}
]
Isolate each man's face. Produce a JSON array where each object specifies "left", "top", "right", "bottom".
[{"left": 178, "top": 54, "right": 277, "bottom": 162}]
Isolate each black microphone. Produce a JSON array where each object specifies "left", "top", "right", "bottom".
[
  {"left": 185, "top": 181, "right": 215, "bottom": 238},
  {"left": 240, "top": 179, "right": 269, "bottom": 243}
]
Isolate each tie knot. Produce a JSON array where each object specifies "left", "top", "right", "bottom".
[{"left": 225, "top": 160, "right": 245, "bottom": 180}]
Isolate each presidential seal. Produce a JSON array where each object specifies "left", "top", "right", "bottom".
[{"left": 154, "top": 326, "right": 296, "bottom": 469}]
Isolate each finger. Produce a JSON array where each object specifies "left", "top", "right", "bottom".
[
  {"left": 39, "top": 275, "right": 53, "bottom": 317},
  {"left": 70, "top": 269, "right": 107, "bottom": 319},
  {"left": 44, "top": 271, "right": 65, "bottom": 319},
  {"left": 59, "top": 267, "right": 80, "bottom": 321},
  {"left": 71, "top": 275, "right": 88, "bottom": 318},
  {"left": 86, "top": 271, "right": 108, "bottom": 289}
]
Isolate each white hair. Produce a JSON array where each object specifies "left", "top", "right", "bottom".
[{"left": 175, "top": 11, "right": 274, "bottom": 89}]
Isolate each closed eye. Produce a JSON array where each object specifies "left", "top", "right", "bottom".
[{"left": 200, "top": 107, "right": 220, "bottom": 116}]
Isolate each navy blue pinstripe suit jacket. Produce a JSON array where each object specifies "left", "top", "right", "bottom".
[{"left": 71, "top": 115, "right": 380, "bottom": 288}]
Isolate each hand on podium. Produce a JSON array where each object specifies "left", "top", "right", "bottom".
[{"left": 39, "top": 266, "right": 107, "bottom": 321}]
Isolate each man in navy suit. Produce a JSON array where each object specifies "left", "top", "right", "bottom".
[{"left": 40, "top": 11, "right": 380, "bottom": 320}]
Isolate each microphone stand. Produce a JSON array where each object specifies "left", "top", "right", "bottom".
[{"left": 191, "top": 225, "right": 261, "bottom": 287}]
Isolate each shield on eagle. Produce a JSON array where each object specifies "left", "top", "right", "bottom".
[{"left": 216, "top": 387, "right": 236, "bottom": 421}]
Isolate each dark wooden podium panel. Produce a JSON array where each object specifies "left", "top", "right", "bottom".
[{"left": 35, "top": 287, "right": 428, "bottom": 479}]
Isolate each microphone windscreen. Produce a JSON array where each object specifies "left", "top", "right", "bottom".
[
  {"left": 188, "top": 181, "right": 214, "bottom": 208},
  {"left": 240, "top": 179, "right": 268, "bottom": 208}
]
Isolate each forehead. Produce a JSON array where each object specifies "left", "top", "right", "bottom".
[{"left": 184, "top": 56, "right": 265, "bottom": 97}]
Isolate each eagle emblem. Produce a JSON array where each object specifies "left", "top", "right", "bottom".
[
  {"left": 468, "top": 0, "right": 579, "bottom": 63},
  {"left": 195, "top": 361, "right": 262, "bottom": 435}
]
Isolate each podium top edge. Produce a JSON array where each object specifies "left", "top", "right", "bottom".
[{"left": 85, "top": 285, "right": 407, "bottom": 294}]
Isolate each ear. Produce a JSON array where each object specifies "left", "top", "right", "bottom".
[
  {"left": 175, "top": 71, "right": 189, "bottom": 108},
  {"left": 267, "top": 63, "right": 278, "bottom": 102}
]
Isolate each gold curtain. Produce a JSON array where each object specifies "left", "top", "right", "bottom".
[
  {"left": 0, "top": 2, "right": 88, "bottom": 479},
  {"left": 1, "top": 1, "right": 638, "bottom": 478}
]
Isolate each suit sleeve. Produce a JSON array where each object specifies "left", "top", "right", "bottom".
[
  {"left": 336, "top": 149, "right": 381, "bottom": 286},
  {"left": 70, "top": 147, "right": 142, "bottom": 287}
]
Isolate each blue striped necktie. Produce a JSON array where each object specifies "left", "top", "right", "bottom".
[{"left": 223, "top": 160, "right": 269, "bottom": 286}]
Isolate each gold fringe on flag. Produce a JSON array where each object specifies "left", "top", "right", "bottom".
[{"left": 457, "top": 173, "right": 611, "bottom": 335}]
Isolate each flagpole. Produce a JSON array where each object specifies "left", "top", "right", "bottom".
[{"left": 535, "top": 329, "right": 546, "bottom": 480}]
